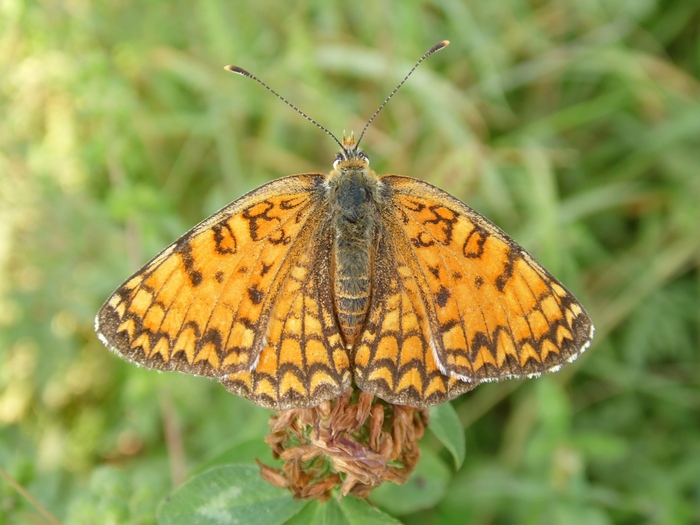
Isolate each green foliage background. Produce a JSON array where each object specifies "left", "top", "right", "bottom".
[{"left": 1, "top": 1, "right": 699, "bottom": 523}]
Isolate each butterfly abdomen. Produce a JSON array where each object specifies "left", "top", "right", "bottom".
[{"left": 330, "top": 166, "right": 379, "bottom": 347}]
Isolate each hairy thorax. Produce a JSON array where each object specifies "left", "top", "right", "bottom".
[{"left": 328, "top": 161, "right": 381, "bottom": 347}]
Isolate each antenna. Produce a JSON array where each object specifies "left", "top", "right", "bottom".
[
  {"left": 225, "top": 40, "right": 450, "bottom": 153},
  {"left": 356, "top": 40, "right": 450, "bottom": 148},
  {"left": 224, "top": 64, "right": 346, "bottom": 152}
]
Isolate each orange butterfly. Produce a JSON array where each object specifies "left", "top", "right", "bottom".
[{"left": 96, "top": 41, "right": 593, "bottom": 410}]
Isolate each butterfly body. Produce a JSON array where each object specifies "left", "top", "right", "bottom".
[{"left": 329, "top": 154, "right": 381, "bottom": 347}]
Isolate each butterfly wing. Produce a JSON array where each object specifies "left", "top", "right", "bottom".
[
  {"left": 96, "top": 174, "right": 351, "bottom": 409},
  {"left": 354, "top": 175, "right": 594, "bottom": 407}
]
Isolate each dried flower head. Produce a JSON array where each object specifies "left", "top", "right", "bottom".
[{"left": 258, "top": 390, "right": 429, "bottom": 501}]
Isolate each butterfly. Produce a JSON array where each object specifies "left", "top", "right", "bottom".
[{"left": 95, "top": 41, "right": 593, "bottom": 410}]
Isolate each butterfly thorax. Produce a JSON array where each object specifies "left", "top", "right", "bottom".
[{"left": 328, "top": 151, "right": 380, "bottom": 348}]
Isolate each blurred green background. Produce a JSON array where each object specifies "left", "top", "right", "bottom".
[{"left": 1, "top": 1, "right": 699, "bottom": 523}]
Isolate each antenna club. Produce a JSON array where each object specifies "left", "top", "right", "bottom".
[
  {"left": 224, "top": 65, "right": 251, "bottom": 77},
  {"left": 427, "top": 40, "right": 450, "bottom": 55}
]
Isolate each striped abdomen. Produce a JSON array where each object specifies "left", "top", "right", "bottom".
[{"left": 333, "top": 236, "right": 372, "bottom": 346}]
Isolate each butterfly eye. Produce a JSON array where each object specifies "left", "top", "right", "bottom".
[
  {"left": 359, "top": 151, "right": 370, "bottom": 165},
  {"left": 333, "top": 153, "right": 344, "bottom": 169}
]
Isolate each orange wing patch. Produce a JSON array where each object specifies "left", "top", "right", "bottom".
[
  {"left": 380, "top": 175, "right": 593, "bottom": 388},
  {"left": 96, "top": 174, "right": 351, "bottom": 409}
]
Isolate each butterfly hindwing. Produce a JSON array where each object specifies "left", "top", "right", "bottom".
[
  {"left": 380, "top": 175, "right": 594, "bottom": 386},
  {"left": 222, "top": 220, "right": 353, "bottom": 409},
  {"left": 352, "top": 226, "right": 477, "bottom": 408}
]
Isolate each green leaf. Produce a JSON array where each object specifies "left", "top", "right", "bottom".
[
  {"left": 157, "top": 465, "right": 306, "bottom": 525},
  {"left": 191, "top": 437, "right": 280, "bottom": 476},
  {"left": 428, "top": 403, "right": 466, "bottom": 469},
  {"left": 287, "top": 498, "right": 402, "bottom": 525},
  {"left": 369, "top": 449, "right": 451, "bottom": 516}
]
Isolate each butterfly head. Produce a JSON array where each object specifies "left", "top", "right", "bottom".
[{"left": 333, "top": 131, "right": 370, "bottom": 171}]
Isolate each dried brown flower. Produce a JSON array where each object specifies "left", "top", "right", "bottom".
[{"left": 258, "top": 390, "right": 429, "bottom": 501}]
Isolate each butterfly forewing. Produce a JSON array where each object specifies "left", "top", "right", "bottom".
[
  {"left": 96, "top": 174, "right": 352, "bottom": 408},
  {"left": 379, "top": 175, "right": 594, "bottom": 385}
]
